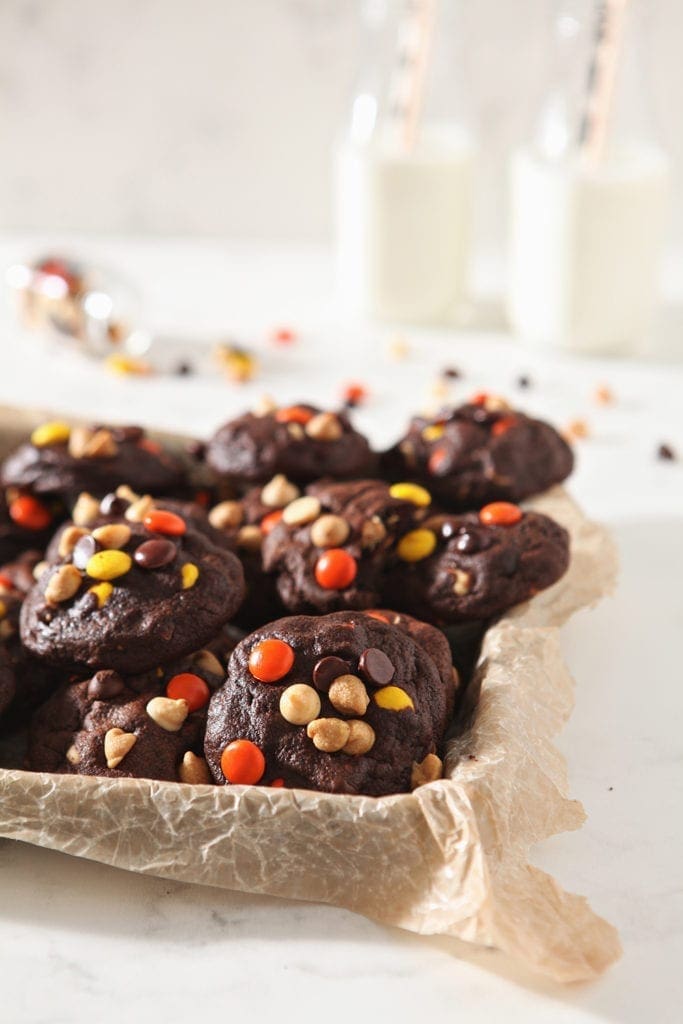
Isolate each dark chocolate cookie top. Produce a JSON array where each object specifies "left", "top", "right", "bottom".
[
  {"left": 1, "top": 420, "right": 186, "bottom": 500},
  {"left": 20, "top": 504, "right": 245, "bottom": 673},
  {"left": 206, "top": 403, "right": 377, "bottom": 486},
  {"left": 261, "top": 478, "right": 429, "bottom": 615},
  {"left": 204, "top": 610, "right": 453, "bottom": 796},
  {"left": 383, "top": 397, "right": 573, "bottom": 510},
  {"left": 0, "top": 642, "right": 14, "bottom": 717},
  {"left": 382, "top": 503, "right": 570, "bottom": 624},
  {"left": 26, "top": 639, "right": 235, "bottom": 781}
]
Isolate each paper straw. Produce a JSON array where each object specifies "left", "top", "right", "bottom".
[
  {"left": 579, "top": 0, "right": 629, "bottom": 165},
  {"left": 387, "top": 0, "right": 437, "bottom": 154}
]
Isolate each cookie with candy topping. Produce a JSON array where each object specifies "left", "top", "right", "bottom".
[
  {"left": 204, "top": 610, "right": 455, "bottom": 796},
  {"left": 381, "top": 502, "right": 570, "bottom": 624},
  {"left": 20, "top": 506, "right": 245, "bottom": 673},
  {"left": 1, "top": 420, "right": 187, "bottom": 502},
  {"left": 260, "top": 479, "right": 430, "bottom": 615},
  {"left": 0, "top": 551, "right": 62, "bottom": 729},
  {"left": 383, "top": 397, "right": 573, "bottom": 510},
  {"left": 26, "top": 636, "right": 238, "bottom": 780},
  {"left": 206, "top": 403, "right": 377, "bottom": 488}
]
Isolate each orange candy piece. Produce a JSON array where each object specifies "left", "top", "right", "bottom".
[
  {"left": 143, "top": 509, "right": 187, "bottom": 536},
  {"left": 166, "top": 672, "right": 210, "bottom": 712},
  {"left": 428, "top": 447, "right": 449, "bottom": 475},
  {"left": 315, "top": 548, "right": 358, "bottom": 590},
  {"left": 0, "top": 573, "right": 13, "bottom": 590},
  {"left": 270, "top": 778, "right": 286, "bottom": 788},
  {"left": 275, "top": 406, "right": 313, "bottom": 425},
  {"left": 220, "top": 739, "right": 266, "bottom": 785},
  {"left": 491, "top": 415, "right": 517, "bottom": 437},
  {"left": 260, "top": 509, "right": 283, "bottom": 534},
  {"left": 138, "top": 438, "right": 162, "bottom": 455},
  {"left": 9, "top": 495, "right": 51, "bottom": 531},
  {"left": 342, "top": 382, "right": 367, "bottom": 405},
  {"left": 479, "top": 502, "right": 523, "bottom": 527},
  {"left": 248, "top": 637, "right": 295, "bottom": 682},
  {"left": 470, "top": 391, "right": 489, "bottom": 406}
]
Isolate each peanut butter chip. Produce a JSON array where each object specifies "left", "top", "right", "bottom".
[
  {"left": 306, "top": 718, "right": 351, "bottom": 752},
  {"left": 452, "top": 569, "right": 471, "bottom": 596},
  {"left": 57, "top": 526, "right": 88, "bottom": 558},
  {"left": 125, "top": 495, "right": 155, "bottom": 522},
  {"left": 208, "top": 501, "right": 244, "bottom": 530},
  {"left": 45, "top": 564, "right": 82, "bottom": 604},
  {"left": 92, "top": 523, "right": 132, "bottom": 550},
  {"left": 328, "top": 675, "right": 370, "bottom": 717},
  {"left": 146, "top": 696, "right": 189, "bottom": 732},
  {"left": 72, "top": 492, "right": 101, "bottom": 527},
  {"left": 282, "top": 496, "right": 321, "bottom": 527},
  {"left": 260, "top": 474, "right": 300, "bottom": 508},
  {"left": 361, "top": 517, "right": 387, "bottom": 549},
  {"left": 279, "top": 684, "right": 321, "bottom": 725},
  {"left": 410, "top": 753, "right": 443, "bottom": 789},
  {"left": 309, "top": 514, "right": 350, "bottom": 548},
  {"left": 237, "top": 525, "right": 263, "bottom": 552},
  {"left": 179, "top": 751, "right": 212, "bottom": 784},
  {"left": 342, "top": 720, "right": 376, "bottom": 756},
  {"left": 304, "top": 412, "right": 343, "bottom": 441},
  {"left": 104, "top": 728, "right": 137, "bottom": 769}
]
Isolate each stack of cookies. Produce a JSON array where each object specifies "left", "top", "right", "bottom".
[{"left": 0, "top": 396, "right": 573, "bottom": 796}]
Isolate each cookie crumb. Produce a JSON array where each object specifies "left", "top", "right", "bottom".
[
  {"left": 563, "top": 418, "right": 589, "bottom": 443},
  {"left": 657, "top": 443, "right": 677, "bottom": 461},
  {"left": 593, "top": 384, "right": 614, "bottom": 405}
]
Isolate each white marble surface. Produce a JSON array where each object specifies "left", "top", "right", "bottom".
[{"left": 0, "top": 238, "right": 682, "bottom": 1022}]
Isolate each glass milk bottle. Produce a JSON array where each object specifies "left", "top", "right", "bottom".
[
  {"left": 507, "top": 0, "right": 671, "bottom": 356},
  {"left": 335, "top": 0, "right": 475, "bottom": 325}
]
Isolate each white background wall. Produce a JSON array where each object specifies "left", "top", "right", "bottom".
[{"left": 0, "top": 0, "right": 680, "bottom": 247}]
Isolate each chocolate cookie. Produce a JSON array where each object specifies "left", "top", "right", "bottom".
[
  {"left": 383, "top": 397, "right": 573, "bottom": 509},
  {"left": 261, "top": 479, "right": 429, "bottom": 614},
  {"left": 382, "top": 503, "right": 570, "bottom": 624},
  {"left": 204, "top": 611, "right": 454, "bottom": 796},
  {"left": 20, "top": 506, "right": 245, "bottom": 673},
  {"left": 206, "top": 403, "right": 377, "bottom": 487},
  {"left": 0, "top": 643, "right": 14, "bottom": 717},
  {"left": 0, "top": 552, "right": 62, "bottom": 729},
  {"left": 26, "top": 646, "right": 229, "bottom": 780},
  {"left": 1, "top": 420, "right": 186, "bottom": 501}
]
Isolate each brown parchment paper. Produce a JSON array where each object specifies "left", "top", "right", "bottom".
[{"left": 0, "top": 408, "right": 621, "bottom": 982}]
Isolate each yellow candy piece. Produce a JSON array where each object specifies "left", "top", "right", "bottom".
[
  {"left": 86, "top": 550, "right": 132, "bottom": 581},
  {"left": 389, "top": 482, "right": 432, "bottom": 507},
  {"left": 88, "top": 582, "right": 113, "bottom": 608},
  {"left": 373, "top": 686, "right": 415, "bottom": 712},
  {"left": 397, "top": 528, "right": 437, "bottom": 563},
  {"left": 181, "top": 562, "right": 199, "bottom": 589},
  {"left": 421, "top": 424, "right": 445, "bottom": 442},
  {"left": 105, "top": 354, "right": 151, "bottom": 376},
  {"left": 31, "top": 421, "right": 71, "bottom": 448},
  {"left": 0, "top": 600, "right": 6, "bottom": 619}
]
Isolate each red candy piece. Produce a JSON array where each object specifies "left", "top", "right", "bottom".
[
  {"left": 365, "top": 610, "right": 390, "bottom": 623},
  {"left": 220, "top": 739, "right": 266, "bottom": 785},
  {"left": 275, "top": 406, "right": 313, "bottom": 425},
  {"left": 143, "top": 509, "right": 187, "bottom": 536},
  {"left": 248, "top": 638, "right": 295, "bottom": 682},
  {"left": 271, "top": 327, "right": 297, "bottom": 345},
  {"left": 0, "top": 573, "right": 13, "bottom": 590},
  {"left": 315, "top": 548, "right": 357, "bottom": 590},
  {"left": 491, "top": 415, "right": 517, "bottom": 437},
  {"left": 428, "top": 447, "right": 449, "bottom": 475},
  {"left": 260, "top": 509, "right": 283, "bottom": 535},
  {"left": 270, "top": 778, "right": 286, "bottom": 788},
  {"left": 479, "top": 502, "right": 523, "bottom": 526},
  {"left": 470, "top": 391, "right": 489, "bottom": 406},
  {"left": 166, "top": 672, "right": 210, "bottom": 712},
  {"left": 342, "top": 382, "right": 367, "bottom": 406},
  {"left": 9, "top": 495, "right": 51, "bottom": 531}
]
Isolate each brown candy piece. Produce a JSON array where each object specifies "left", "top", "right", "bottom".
[
  {"left": 312, "top": 656, "right": 352, "bottom": 693},
  {"left": 87, "top": 670, "right": 125, "bottom": 700},
  {"left": 358, "top": 648, "right": 395, "bottom": 688},
  {"left": 134, "top": 538, "right": 177, "bottom": 569}
]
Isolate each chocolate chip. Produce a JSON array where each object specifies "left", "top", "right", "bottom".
[
  {"left": 312, "top": 656, "right": 351, "bottom": 693},
  {"left": 657, "top": 443, "right": 677, "bottom": 461},
  {"left": 87, "top": 669, "right": 125, "bottom": 700},
  {"left": 133, "top": 538, "right": 177, "bottom": 569},
  {"left": 100, "top": 492, "right": 129, "bottom": 516},
  {"left": 359, "top": 647, "right": 395, "bottom": 687},
  {"left": 455, "top": 530, "right": 481, "bottom": 554},
  {"left": 72, "top": 534, "right": 100, "bottom": 570}
]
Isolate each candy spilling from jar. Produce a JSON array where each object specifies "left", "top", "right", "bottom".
[{"left": 5, "top": 255, "right": 151, "bottom": 358}]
